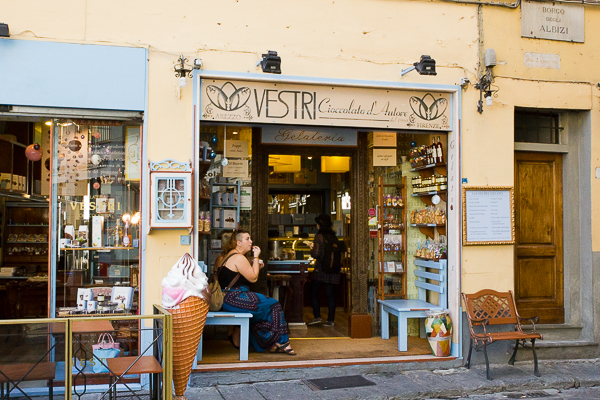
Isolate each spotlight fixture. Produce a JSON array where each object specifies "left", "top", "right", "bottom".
[
  {"left": 0, "top": 23, "right": 9, "bottom": 38},
  {"left": 401, "top": 55, "right": 437, "bottom": 77},
  {"left": 174, "top": 54, "right": 193, "bottom": 87},
  {"left": 259, "top": 50, "right": 281, "bottom": 74}
]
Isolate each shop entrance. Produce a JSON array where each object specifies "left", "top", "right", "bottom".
[
  {"left": 197, "top": 124, "right": 448, "bottom": 364},
  {"left": 265, "top": 151, "right": 353, "bottom": 338}
]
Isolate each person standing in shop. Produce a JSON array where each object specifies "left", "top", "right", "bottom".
[{"left": 305, "top": 214, "right": 346, "bottom": 327}]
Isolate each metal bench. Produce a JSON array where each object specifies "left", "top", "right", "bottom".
[
  {"left": 378, "top": 259, "right": 447, "bottom": 351},
  {"left": 462, "top": 289, "right": 542, "bottom": 380},
  {"left": 195, "top": 311, "right": 252, "bottom": 363}
]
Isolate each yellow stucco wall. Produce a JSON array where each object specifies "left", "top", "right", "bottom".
[{"left": 2, "top": 0, "right": 599, "bottom": 311}]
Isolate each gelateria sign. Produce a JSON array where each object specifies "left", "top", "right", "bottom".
[{"left": 200, "top": 79, "right": 451, "bottom": 131}]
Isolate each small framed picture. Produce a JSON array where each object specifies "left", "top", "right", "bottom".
[
  {"left": 386, "top": 261, "right": 396, "bottom": 273},
  {"left": 96, "top": 197, "right": 108, "bottom": 213},
  {"left": 395, "top": 262, "right": 404, "bottom": 273}
]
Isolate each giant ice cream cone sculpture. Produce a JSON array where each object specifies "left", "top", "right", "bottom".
[{"left": 162, "top": 253, "right": 210, "bottom": 400}]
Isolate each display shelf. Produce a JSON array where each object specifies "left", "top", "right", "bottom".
[
  {"left": 198, "top": 160, "right": 212, "bottom": 175},
  {"left": 7, "top": 224, "right": 49, "bottom": 227},
  {"left": 410, "top": 224, "right": 446, "bottom": 238},
  {"left": 410, "top": 163, "right": 447, "bottom": 177},
  {"left": 378, "top": 176, "right": 407, "bottom": 300},
  {"left": 411, "top": 191, "right": 447, "bottom": 205},
  {"left": 4, "top": 255, "right": 48, "bottom": 262},
  {"left": 0, "top": 276, "right": 31, "bottom": 280},
  {"left": 60, "top": 247, "right": 136, "bottom": 251}
]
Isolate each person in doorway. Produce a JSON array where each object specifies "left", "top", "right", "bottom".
[
  {"left": 217, "top": 230, "right": 296, "bottom": 355},
  {"left": 305, "top": 214, "right": 346, "bottom": 327}
]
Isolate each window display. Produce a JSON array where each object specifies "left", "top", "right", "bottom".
[{"left": 53, "top": 120, "right": 141, "bottom": 316}]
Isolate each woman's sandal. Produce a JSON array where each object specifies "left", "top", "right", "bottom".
[
  {"left": 269, "top": 341, "right": 296, "bottom": 356},
  {"left": 228, "top": 334, "right": 240, "bottom": 349}
]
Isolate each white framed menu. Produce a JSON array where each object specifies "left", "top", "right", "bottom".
[{"left": 462, "top": 186, "right": 515, "bottom": 245}]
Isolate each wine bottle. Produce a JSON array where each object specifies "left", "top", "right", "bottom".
[
  {"left": 436, "top": 136, "right": 444, "bottom": 164},
  {"left": 429, "top": 137, "right": 436, "bottom": 164}
]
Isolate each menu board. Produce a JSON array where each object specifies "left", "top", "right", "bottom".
[{"left": 462, "top": 187, "right": 515, "bottom": 245}]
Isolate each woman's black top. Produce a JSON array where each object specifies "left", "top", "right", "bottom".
[{"left": 218, "top": 264, "right": 251, "bottom": 288}]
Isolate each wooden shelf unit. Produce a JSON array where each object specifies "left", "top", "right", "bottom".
[{"left": 378, "top": 176, "right": 407, "bottom": 301}]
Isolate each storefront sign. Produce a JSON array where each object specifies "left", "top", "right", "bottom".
[
  {"left": 262, "top": 127, "right": 357, "bottom": 146},
  {"left": 201, "top": 79, "right": 451, "bottom": 131},
  {"left": 373, "top": 148, "right": 397, "bottom": 166},
  {"left": 222, "top": 159, "right": 249, "bottom": 178},
  {"left": 521, "top": 1, "right": 584, "bottom": 43},
  {"left": 226, "top": 140, "right": 249, "bottom": 158},
  {"left": 373, "top": 132, "right": 396, "bottom": 147},
  {"left": 462, "top": 187, "right": 515, "bottom": 245}
]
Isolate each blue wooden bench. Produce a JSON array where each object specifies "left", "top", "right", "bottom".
[
  {"left": 194, "top": 311, "right": 252, "bottom": 364},
  {"left": 378, "top": 259, "right": 448, "bottom": 351},
  {"left": 194, "top": 263, "right": 253, "bottom": 363}
]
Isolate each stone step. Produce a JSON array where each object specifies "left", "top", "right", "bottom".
[
  {"left": 519, "top": 339, "right": 599, "bottom": 360},
  {"left": 521, "top": 323, "right": 583, "bottom": 341}
]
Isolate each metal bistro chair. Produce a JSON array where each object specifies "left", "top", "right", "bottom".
[
  {"left": 0, "top": 362, "right": 56, "bottom": 400},
  {"left": 104, "top": 318, "right": 165, "bottom": 400}
]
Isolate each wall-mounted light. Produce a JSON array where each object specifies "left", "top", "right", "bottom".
[
  {"left": 401, "top": 55, "right": 437, "bottom": 77},
  {"left": 259, "top": 50, "right": 281, "bottom": 74},
  {"left": 474, "top": 49, "right": 498, "bottom": 113},
  {"left": 0, "top": 23, "right": 9, "bottom": 38},
  {"left": 174, "top": 54, "right": 192, "bottom": 88}
]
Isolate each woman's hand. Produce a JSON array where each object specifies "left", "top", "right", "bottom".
[{"left": 252, "top": 246, "right": 261, "bottom": 258}]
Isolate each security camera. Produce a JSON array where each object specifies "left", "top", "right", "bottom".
[
  {"left": 193, "top": 58, "right": 203, "bottom": 69},
  {"left": 459, "top": 77, "right": 470, "bottom": 87}
]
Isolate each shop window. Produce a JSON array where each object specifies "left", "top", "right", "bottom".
[
  {"left": 53, "top": 120, "right": 141, "bottom": 316},
  {"left": 514, "top": 110, "right": 562, "bottom": 144},
  {"left": 198, "top": 124, "right": 253, "bottom": 270}
]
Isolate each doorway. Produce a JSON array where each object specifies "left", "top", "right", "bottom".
[
  {"left": 514, "top": 151, "right": 564, "bottom": 323},
  {"left": 265, "top": 152, "right": 353, "bottom": 338}
]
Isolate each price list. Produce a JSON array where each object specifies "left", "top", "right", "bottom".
[{"left": 465, "top": 189, "right": 513, "bottom": 244}]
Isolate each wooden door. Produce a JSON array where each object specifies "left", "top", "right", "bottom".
[{"left": 514, "top": 152, "right": 564, "bottom": 323}]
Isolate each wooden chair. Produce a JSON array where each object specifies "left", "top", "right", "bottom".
[
  {"left": 462, "top": 289, "right": 543, "bottom": 380},
  {"left": 107, "top": 356, "right": 162, "bottom": 400},
  {"left": 0, "top": 362, "right": 56, "bottom": 400}
]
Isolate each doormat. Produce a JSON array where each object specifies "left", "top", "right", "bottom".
[{"left": 304, "top": 375, "right": 376, "bottom": 391}]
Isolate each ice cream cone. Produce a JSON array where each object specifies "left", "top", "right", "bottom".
[{"left": 170, "top": 295, "right": 209, "bottom": 399}]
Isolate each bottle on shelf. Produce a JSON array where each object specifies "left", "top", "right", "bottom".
[
  {"left": 430, "top": 137, "right": 436, "bottom": 164},
  {"left": 116, "top": 168, "right": 124, "bottom": 185},
  {"left": 114, "top": 220, "right": 122, "bottom": 247},
  {"left": 436, "top": 136, "right": 444, "bottom": 164}
]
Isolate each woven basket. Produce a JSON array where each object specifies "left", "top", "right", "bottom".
[{"left": 170, "top": 296, "right": 209, "bottom": 398}]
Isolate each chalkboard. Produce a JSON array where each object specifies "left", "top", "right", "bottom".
[{"left": 462, "top": 187, "right": 515, "bottom": 245}]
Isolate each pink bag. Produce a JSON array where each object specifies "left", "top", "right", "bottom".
[
  {"left": 92, "top": 333, "right": 120, "bottom": 373},
  {"left": 93, "top": 333, "right": 120, "bottom": 350}
]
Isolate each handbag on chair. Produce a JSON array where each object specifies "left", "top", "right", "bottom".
[{"left": 92, "top": 333, "right": 120, "bottom": 373}]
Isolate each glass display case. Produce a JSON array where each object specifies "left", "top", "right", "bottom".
[{"left": 53, "top": 121, "right": 141, "bottom": 316}]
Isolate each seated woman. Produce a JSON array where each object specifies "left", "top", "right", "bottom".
[{"left": 217, "top": 230, "right": 296, "bottom": 355}]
